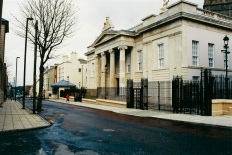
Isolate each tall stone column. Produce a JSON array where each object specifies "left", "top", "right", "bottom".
[
  {"left": 109, "top": 49, "right": 115, "bottom": 87},
  {"left": 94, "top": 55, "right": 99, "bottom": 88},
  {"left": 118, "top": 46, "right": 127, "bottom": 88},
  {"left": 101, "top": 52, "right": 106, "bottom": 87},
  {"left": 143, "top": 45, "right": 147, "bottom": 78}
]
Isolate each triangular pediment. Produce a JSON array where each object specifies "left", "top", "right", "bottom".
[{"left": 93, "top": 31, "right": 118, "bottom": 46}]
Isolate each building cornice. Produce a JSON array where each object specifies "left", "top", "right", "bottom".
[
  {"left": 85, "top": 1, "right": 232, "bottom": 56},
  {"left": 137, "top": 12, "right": 232, "bottom": 35},
  {"left": 84, "top": 49, "right": 95, "bottom": 56}
]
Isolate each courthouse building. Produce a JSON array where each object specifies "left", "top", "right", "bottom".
[{"left": 85, "top": 0, "right": 232, "bottom": 89}]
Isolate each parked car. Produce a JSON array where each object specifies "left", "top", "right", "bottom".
[{"left": 16, "top": 95, "right": 21, "bottom": 99}]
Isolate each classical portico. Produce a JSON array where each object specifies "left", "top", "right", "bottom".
[{"left": 94, "top": 45, "right": 131, "bottom": 89}]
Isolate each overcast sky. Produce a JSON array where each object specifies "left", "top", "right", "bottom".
[{"left": 3, "top": 0, "right": 203, "bottom": 86}]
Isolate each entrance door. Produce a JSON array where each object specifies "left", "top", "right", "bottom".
[{"left": 116, "top": 78, "right": 119, "bottom": 95}]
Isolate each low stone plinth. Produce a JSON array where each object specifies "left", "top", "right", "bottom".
[
  {"left": 82, "top": 98, "right": 126, "bottom": 108},
  {"left": 96, "top": 99, "right": 126, "bottom": 108},
  {"left": 51, "top": 94, "right": 58, "bottom": 99},
  {"left": 212, "top": 99, "right": 232, "bottom": 116},
  {"left": 82, "top": 98, "right": 97, "bottom": 104}
]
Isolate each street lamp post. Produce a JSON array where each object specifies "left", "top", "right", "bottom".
[
  {"left": 23, "top": 17, "right": 33, "bottom": 109},
  {"left": 67, "top": 76, "right": 69, "bottom": 92},
  {"left": 82, "top": 65, "right": 83, "bottom": 88},
  {"left": 221, "top": 35, "right": 230, "bottom": 99},
  {"left": 33, "top": 20, "right": 38, "bottom": 114},
  {"left": 15, "top": 57, "right": 20, "bottom": 101},
  {"left": 79, "top": 82, "right": 81, "bottom": 98}
]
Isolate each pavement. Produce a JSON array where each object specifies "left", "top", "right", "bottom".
[
  {"left": 0, "top": 100, "right": 50, "bottom": 132},
  {"left": 0, "top": 99, "right": 231, "bottom": 133}
]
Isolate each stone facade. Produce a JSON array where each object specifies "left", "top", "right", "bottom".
[
  {"left": 0, "top": 18, "right": 9, "bottom": 103},
  {"left": 204, "top": 0, "right": 232, "bottom": 17},
  {"left": 85, "top": 1, "right": 232, "bottom": 89}
]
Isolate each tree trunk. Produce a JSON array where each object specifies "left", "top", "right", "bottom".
[{"left": 37, "top": 62, "right": 44, "bottom": 112}]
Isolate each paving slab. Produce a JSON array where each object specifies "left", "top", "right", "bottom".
[{"left": 0, "top": 100, "right": 50, "bottom": 132}]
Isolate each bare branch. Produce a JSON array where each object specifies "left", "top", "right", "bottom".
[{"left": 12, "top": 0, "right": 78, "bottom": 111}]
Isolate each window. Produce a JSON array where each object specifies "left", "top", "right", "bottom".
[
  {"left": 91, "top": 63, "right": 94, "bottom": 77},
  {"left": 158, "top": 44, "right": 164, "bottom": 68},
  {"left": 79, "top": 68, "right": 81, "bottom": 72},
  {"left": 192, "top": 41, "right": 199, "bottom": 66},
  {"left": 137, "top": 50, "right": 142, "bottom": 71},
  {"left": 126, "top": 53, "right": 131, "bottom": 72},
  {"left": 192, "top": 76, "right": 199, "bottom": 82},
  {"left": 208, "top": 44, "right": 214, "bottom": 68}
]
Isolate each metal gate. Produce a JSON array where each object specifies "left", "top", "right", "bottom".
[
  {"left": 172, "top": 69, "right": 214, "bottom": 116},
  {"left": 126, "top": 79, "right": 148, "bottom": 110}
]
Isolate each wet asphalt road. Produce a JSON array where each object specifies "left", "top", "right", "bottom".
[{"left": 0, "top": 99, "right": 231, "bottom": 155}]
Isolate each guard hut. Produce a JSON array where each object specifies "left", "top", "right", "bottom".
[{"left": 51, "top": 80, "right": 76, "bottom": 100}]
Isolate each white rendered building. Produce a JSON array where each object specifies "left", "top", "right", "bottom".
[
  {"left": 85, "top": 1, "right": 232, "bottom": 89},
  {"left": 56, "top": 52, "right": 87, "bottom": 89}
]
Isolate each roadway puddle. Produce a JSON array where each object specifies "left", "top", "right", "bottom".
[{"left": 103, "top": 129, "right": 115, "bottom": 132}]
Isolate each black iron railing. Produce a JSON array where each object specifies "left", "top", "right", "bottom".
[
  {"left": 84, "top": 69, "right": 231, "bottom": 116},
  {"left": 97, "top": 87, "right": 127, "bottom": 102},
  {"left": 212, "top": 75, "right": 232, "bottom": 99},
  {"left": 84, "top": 89, "right": 97, "bottom": 100}
]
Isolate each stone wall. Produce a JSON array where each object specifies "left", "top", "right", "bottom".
[{"left": 212, "top": 99, "right": 232, "bottom": 116}]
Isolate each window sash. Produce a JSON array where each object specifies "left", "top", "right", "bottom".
[
  {"left": 91, "top": 63, "right": 94, "bottom": 77},
  {"left": 159, "top": 44, "right": 164, "bottom": 68},
  {"left": 192, "top": 41, "right": 199, "bottom": 66},
  {"left": 209, "top": 58, "right": 214, "bottom": 68},
  {"left": 137, "top": 51, "right": 142, "bottom": 71},
  {"left": 127, "top": 65, "right": 131, "bottom": 72},
  {"left": 208, "top": 44, "right": 214, "bottom": 67},
  {"left": 192, "top": 76, "right": 199, "bottom": 82}
]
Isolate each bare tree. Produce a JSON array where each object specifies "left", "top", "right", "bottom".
[{"left": 14, "top": 0, "right": 78, "bottom": 111}]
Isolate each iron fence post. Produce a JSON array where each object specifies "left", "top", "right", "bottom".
[{"left": 158, "top": 81, "right": 160, "bottom": 111}]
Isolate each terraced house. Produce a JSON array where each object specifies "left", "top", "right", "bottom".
[{"left": 85, "top": 0, "right": 232, "bottom": 91}]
